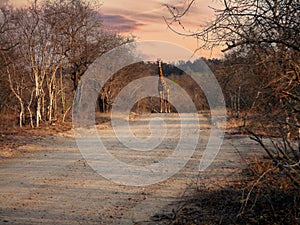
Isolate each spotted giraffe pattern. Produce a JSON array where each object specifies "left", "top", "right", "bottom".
[{"left": 157, "top": 59, "right": 170, "bottom": 113}]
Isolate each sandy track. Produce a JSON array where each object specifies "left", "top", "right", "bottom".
[{"left": 0, "top": 113, "right": 263, "bottom": 224}]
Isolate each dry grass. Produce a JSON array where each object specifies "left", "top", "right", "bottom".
[
  {"left": 0, "top": 113, "right": 72, "bottom": 159},
  {"left": 153, "top": 158, "right": 299, "bottom": 225},
  {"left": 0, "top": 112, "right": 113, "bottom": 159}
]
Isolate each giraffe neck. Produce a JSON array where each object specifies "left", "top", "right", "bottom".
[
  {"left": 158, "top": 64, "right": 168, "bottom": 89},
  {"left": 159, "top": 68, "right": 164, "bottom": 79},
  {"left": 158, "top": 61, "right": 164, "bottom": 78}
]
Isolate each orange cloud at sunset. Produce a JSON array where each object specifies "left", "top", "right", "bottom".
[
  {"left": 101, "top": 0, "right": 224, "bottom": 58},
  {"left": 7, "top": 0, "right": 224, "bottom": 58}
]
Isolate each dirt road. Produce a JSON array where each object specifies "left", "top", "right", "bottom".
[{"left": 0, "top": 113, "right": 263, "bottom": 224}]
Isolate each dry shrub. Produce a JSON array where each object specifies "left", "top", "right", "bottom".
[
  {"left": 238, "top": 157, "right": 299, "bottom": 225},
  {"left": 154, "top": 157, "right": 299, "bottom": 225}
]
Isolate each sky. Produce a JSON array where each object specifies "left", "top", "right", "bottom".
[{"left": 5, "top": 0, "right": 224, "bottom": 59}]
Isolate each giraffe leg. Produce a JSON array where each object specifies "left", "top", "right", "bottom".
[
  {"left": 159, "top": 91, "right": 163, "bottom": 113},
  {"left": 167, "top": 91, "right": 170, "bottom": 113},
  {"left": 163, "top": 93, "right": 167, "bottom": 113},
  {"left": 165, "top": 99, "right": 168, "bottom": 113}
]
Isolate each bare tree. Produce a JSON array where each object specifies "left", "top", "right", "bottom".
[
  {"left": 164, "top": 0, "right": 300, "bottom": 187},
  {"left": 0, "top": 6, "right": 35, "bottom": 127},
  {"left": 0, "top": 0, "right": 133, "bottom": 127},
  {"left": 164, "top": 0, "right": 299, "bottom": 52},
  {"left": 42, "top": 0, "right": 132, "bottom": 90}
]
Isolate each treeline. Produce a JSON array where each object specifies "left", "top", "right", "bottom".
[
  {"left": 1, "top": 0, "right": 299, "bottom": 136},
  {"left": 97, "top": 61, "right": 208, "bottom": 114},
  {"left": 0, "top": 0, "right": 132, "bottom": 127},
  {"left": 77, "top": 51, "right": 299, "bottom": 124},
  {"left": 171, "top": 52, "right": 299, "bottom": 132},
  {"left": 212, "top": 47, "right": 299, "bottom": 130}
]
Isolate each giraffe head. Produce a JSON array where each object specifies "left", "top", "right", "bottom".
[
  {"left": 157, "top": 58, "right": 162, "bottom": 68},
  {"left": 157, "top": 58, "right": 164, "bottom": 77}
]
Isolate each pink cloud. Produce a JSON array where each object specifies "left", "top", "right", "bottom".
[{"left": 102, "top": 14, "right": 145, "bottom": 33}]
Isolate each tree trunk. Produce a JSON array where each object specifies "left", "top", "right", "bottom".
[
  {"left": 6, "top": 61, "right": 25, "bottom": 127},
  {"left": 19, "top": 102, "right": 25, "bottom": 128},
  {"left": 60, "top": 67, "right": 66, "bottom": 114},
  {"left": 36, "top": 97, "right": 40, "bottom": 128},
  {"left": 35, "top": 76, "right": 42, "bottom": 128}
]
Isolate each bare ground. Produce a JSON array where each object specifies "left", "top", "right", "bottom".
[{"left": 0, "top": 113, "right": 265, "bottom": 224}]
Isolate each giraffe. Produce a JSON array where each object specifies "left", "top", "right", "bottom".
[{"left": 157, "top": 59, "right": 170, "bottom": 113}]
